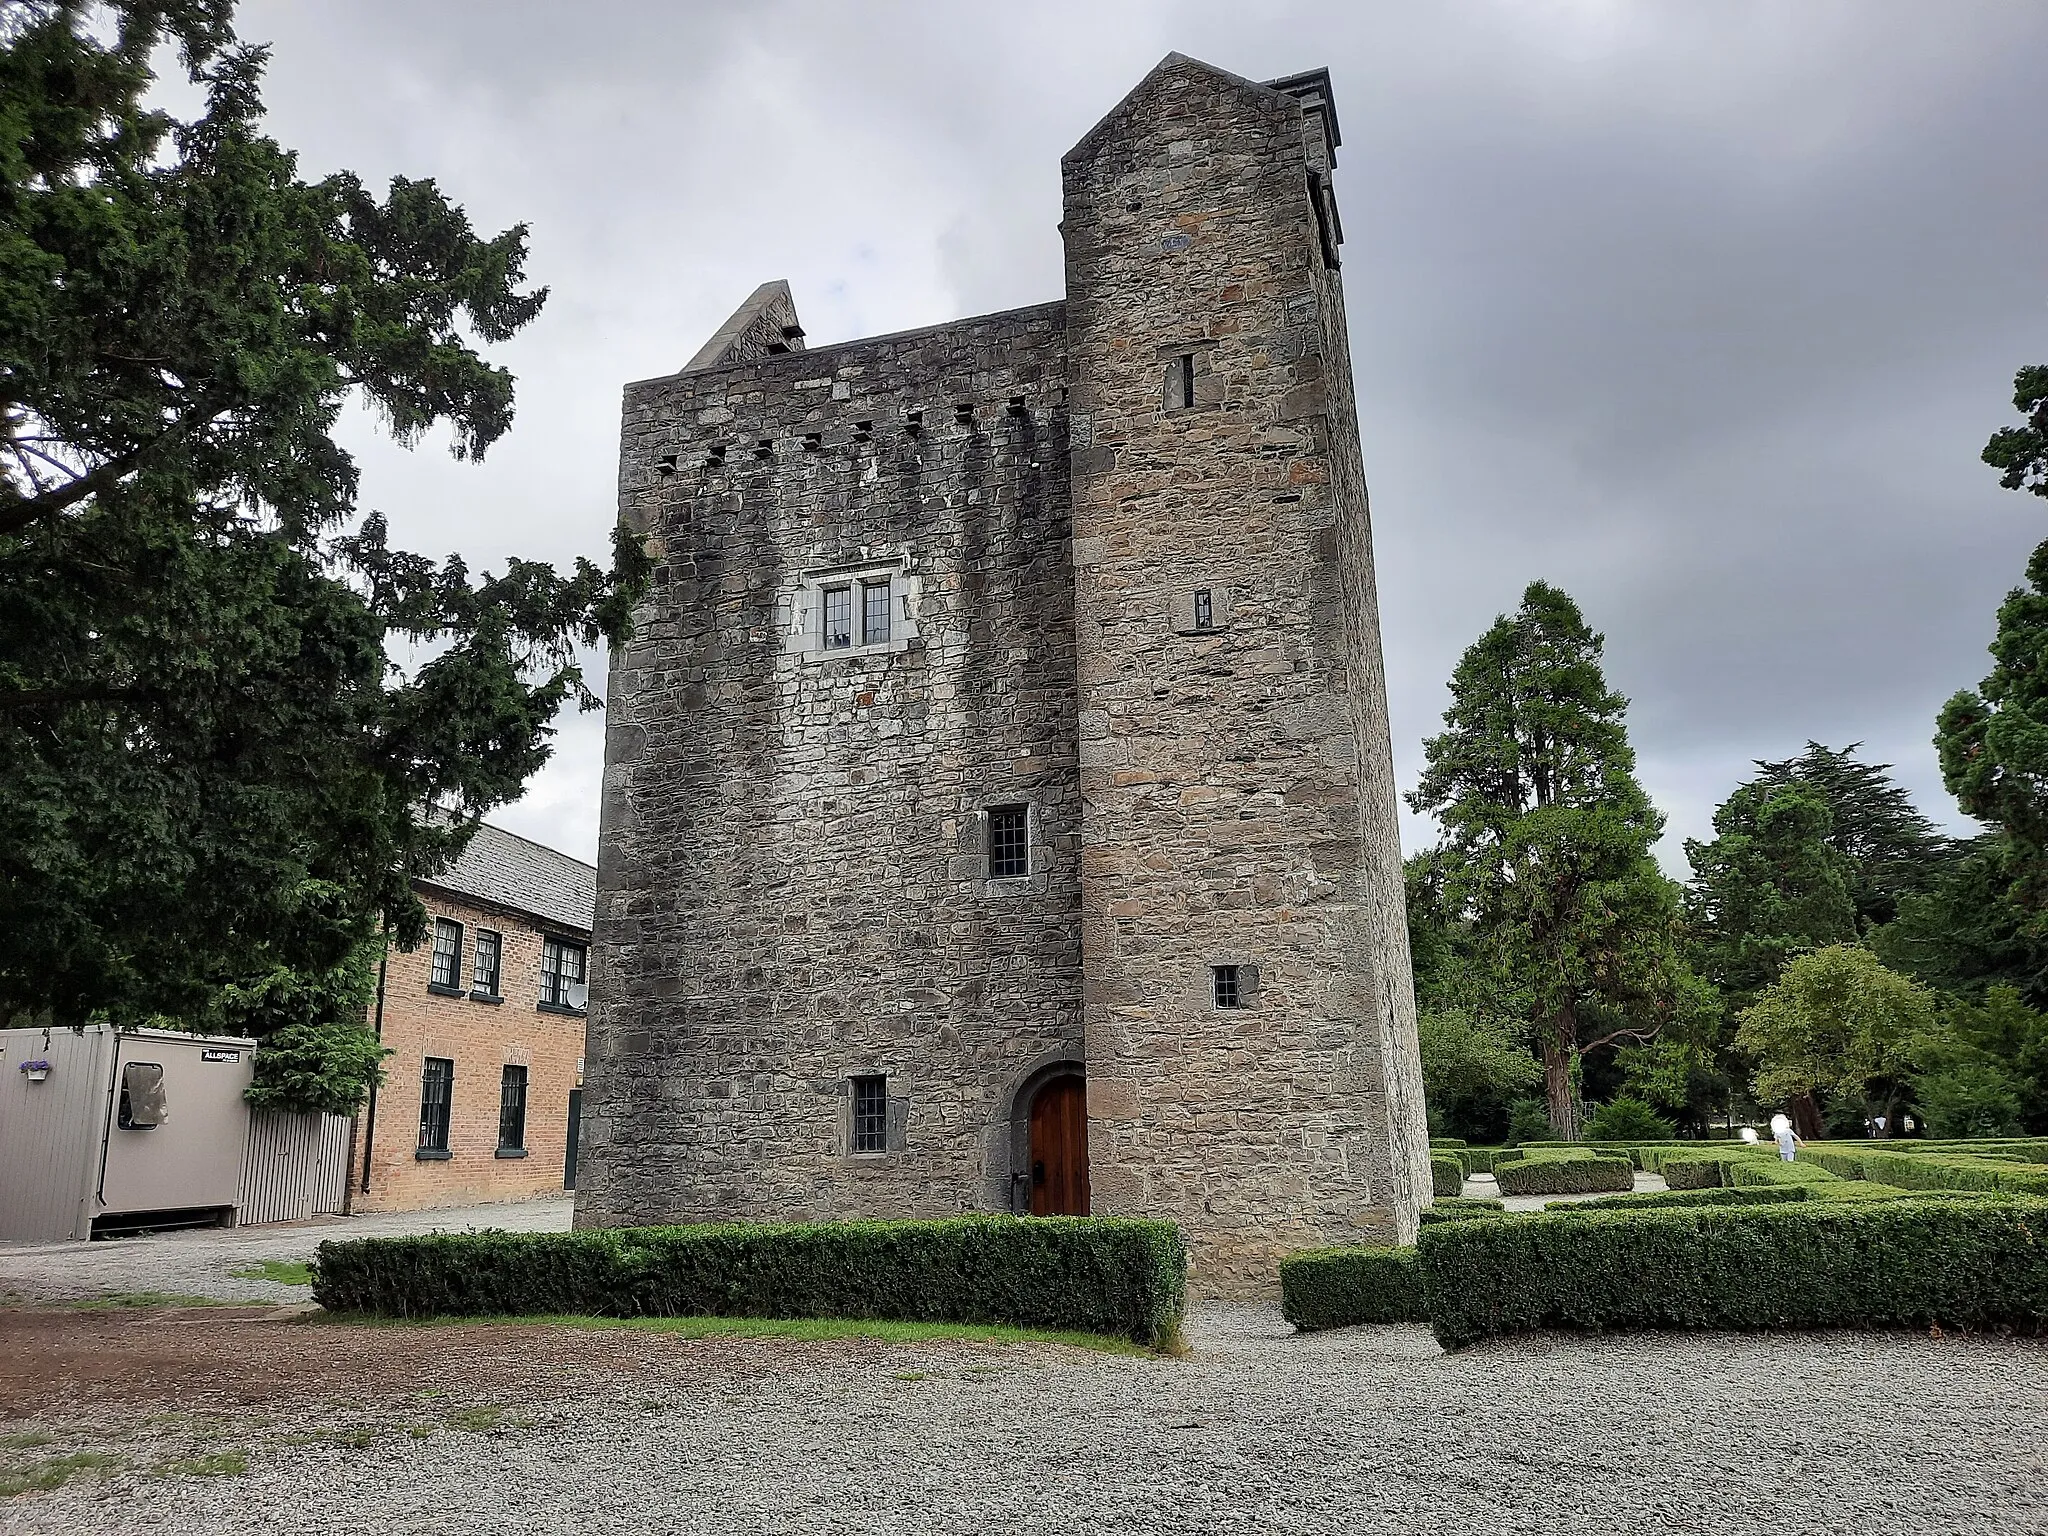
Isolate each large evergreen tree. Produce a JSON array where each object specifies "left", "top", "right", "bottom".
[
  {"left": 1685, "top": 780, "right": 1859, "bottom": 1008},
  {"left": 1409, "top": 581, "right": 1710, "bottom": 1139},
  {"left": 1751, "top": 743, "right": 1954, "bottom": 929},
  {"left": 1936, "top": 539, "right": 2048, "bottom": 925},
  {"left": 0, "top": 2, "right": 647, "bottom": 1105}
]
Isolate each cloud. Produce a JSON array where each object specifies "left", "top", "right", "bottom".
[{"left": 233, "top": 0, "right": 2048, "bottom": 871}]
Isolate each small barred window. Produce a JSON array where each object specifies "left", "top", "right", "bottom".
[
  {"left": 988, "top": 805, "right": 1028, "bottom": 880},
  {"left": 1212, "top": 965, "right": 1242, "bottom": 1009},
  {"left": 852, "top": 1074, "right": 888, "bottom": 1154}
]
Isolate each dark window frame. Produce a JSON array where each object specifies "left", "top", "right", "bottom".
[
  {"left": 497, "top": 1064, "right": 529, "bottom": 1155},
  {"left": 1194, "top": 588, "right": 1214, "bottom": 631},
  {"left": 1212, "top": 965, "right": 1242, "bottom": 1010},
  {"left": 851, "top": 1074, "right": 888, "bottom": 1155},
  {"left": 988, "top": 804, "right": 1029, "bottom": 880},
  {"left": 471, "top": 929, "right": 503, "bottom": 999},
  {"left": 429, "top": 917, "right": 464, "bottom": 993},
  {"left": 418, "top": 1057, "right": 454, "bottom": 1156},
  {"left": 540, "top": 936, "right": 588, "bottom": 1012},
  {"left": 861, "top": 577, "right": 892, "bottom": 645},
  {"left": 823, "top": 584, "right": 854, "bottom": 650}
]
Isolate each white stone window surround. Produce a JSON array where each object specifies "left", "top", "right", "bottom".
[
  {"left": 782, "top": 557, "right": 921, "bottom": 661},
  {"left": 971, "top": 800, "right": 1050, "bottom": 899}
]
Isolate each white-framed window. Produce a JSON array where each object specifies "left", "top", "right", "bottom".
[
  {"left": 784, "top": 560, "right": 919, "bottom": 661},
  {"left": 429, "top": 918, "right": 464, "bottom": 991},
  {"left": 472, "top": 930, "right": 502, "bottom": 997}
]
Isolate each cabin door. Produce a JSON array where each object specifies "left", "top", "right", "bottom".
[{"left": 1027, "top": 1074, "right": 1090, "bottom": 1216}]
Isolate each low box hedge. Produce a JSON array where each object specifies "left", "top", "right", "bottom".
[
  {"left": 1280, "top": 1245, "right": 1423, "bottom": 1330},
  {"left": 1421, "top": 1197, "right": 1509, "bottom": 1225},
  {"left": 312, "top": 1216, "right": 1187, "bottom": 1348},
  {"left": 1543, "top": 1185, "right": 1809, "bottom": 1214},
  {"left": 1727, "top": 1157, "right": 1839, "bottom": 1188},
  {"left": 1417, "top": 1197, "right": 2048, "bottom": 1350},
  {"left": 1430, "top": 1153, "right": 1465, "bottom": 1197},
  {"left": 1494, "top": 1153, "right": 1633, "bottom": 1196},
  {"left": 1803, "top": 1147, "right": 2048, "bottom": 1196}
]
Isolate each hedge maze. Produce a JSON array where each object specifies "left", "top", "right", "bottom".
[{"left": 1286, "top": 1136, "right": 2048, "bottom": 1345}]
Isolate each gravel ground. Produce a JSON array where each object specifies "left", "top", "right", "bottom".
[
  {"left": 1473, "top": 1170, "right": 1671, "bottom": 1211},
  {"left": 2, "top": 1302, "right": 2042, "bottom": 1535},
  {"left": 0, "top": 1197, "right": 573, "bottom": 1305}
]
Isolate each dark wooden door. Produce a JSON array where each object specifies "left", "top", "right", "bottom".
[
  {"left": 1028, "top": 1075, "right": 1090, "bottom": 1216},
  {"left": 564, "top": 1088, "right": 582, "bottom": 1190}
]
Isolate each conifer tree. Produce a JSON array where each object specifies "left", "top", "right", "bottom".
[
  {"left": 1409, "top": 582, "right": 1710, "bottom": 1138},
  {"left": 0, "top": 3, "right": 647, "bottom": 1107}
]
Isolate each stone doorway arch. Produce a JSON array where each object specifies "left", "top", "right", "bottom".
[{"left": 1001, "top": 1058, "right": 1089, "bottom": 1216}]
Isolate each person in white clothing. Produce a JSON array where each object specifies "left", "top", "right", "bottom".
[{"left": 1770, "top": 1111, "right": 1802, "bottom": 1162}]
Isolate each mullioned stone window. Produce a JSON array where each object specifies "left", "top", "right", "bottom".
[{"left": 782, "top": 559, "right": 920, "bottom": 661}]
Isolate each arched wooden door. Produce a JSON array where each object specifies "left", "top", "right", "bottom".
[{"left": 1028, "top": 1074, "right": 1090, "bottom": 1216}]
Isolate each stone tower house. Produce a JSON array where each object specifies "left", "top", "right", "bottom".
[{"left": 577, "top": 55, "right": 1429, "bottom": 1293}]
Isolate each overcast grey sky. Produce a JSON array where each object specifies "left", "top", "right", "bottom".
[{"left": 233, "top": 0, "right": 2048, "bottom": 871}]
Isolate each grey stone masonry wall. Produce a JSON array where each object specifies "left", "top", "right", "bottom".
[
  {"left": 1062, "top": 55, "right": 1426, "bottom": 1292},
  {"left": 578, "top": 302, "right": 1085, "bottom": 1228}
]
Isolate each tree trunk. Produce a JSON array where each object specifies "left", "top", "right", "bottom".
[
  {"left": 1788, "top": 1090, "right": 1825, "bottom": 1141},
  {"left": 1542, "top": 1020, "right": 1581, "bottom": 1141}
]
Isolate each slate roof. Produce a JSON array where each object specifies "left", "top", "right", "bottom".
[{"left": 417, "top": 822, "right": 596, "bottom": 934}]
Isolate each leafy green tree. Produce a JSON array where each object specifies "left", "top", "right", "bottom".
[
  {"left": 1873, "top": 835, "right": 2048, "bottom": 1007},
  {"left": 1913, "top": 1062, "right": 2024, "bottom": 1138},
  {"left": 1735, "top": 945, "right": 1936, "bottom": 1135},
  {"left": 1409, "top": 581, "right": 1712, "bottom": 1139},
  {"left": 1416, "top": 1008, "right": 1542, "bottom": 1142},
  {"left": 1936, "top": 538, "right": 2048, "bottom": 925},
  {"left": 1686, "top": 781, "right": 1858, "bottom": 1006},
  {"left": 1751, "top": 744, "right": 1954, "bottom": 930},
  {"left": 1911, "top": 984, "right": 2048, "bottom": 1136},
  {"left": 1582, "top": 1096, "right": 1675, "bottom": 1143},
  {"left": 0, "top": 2, "right": 647, "bottom": 1106},
  {"left": 1981, "top": 363, "right": 2048, "bottom": 499}
]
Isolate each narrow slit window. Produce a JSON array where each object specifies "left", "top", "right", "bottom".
[
  {"left": 430, "top": 918, "right": 463, "bottom": 991},
  {"left": 472, "top": 930, "right": 502, "bottom": 997},
  {"left": 1194, "top": 589, "right": 1214, "bottom": 631},
  {"left": 988, "top": 804, "right": 1029, "bottom": 880},
  {"left": 1181, "top": 353, "right": 1195, "bottom": 409},
  {"left": 823, "top": 585, "right": 854, "bottom": 650},
  {"left": 852, "top": 1074, "right": 888, "bottom": 1154},
  {"left": 1212, "top": 965, "right": 1242, "bottom": 1009},
  {"left": 862, "top": 579, "right": 892, "bottom": 645},
  {"left": 419, "top": 1058, "right": 453, "bottom": 1153},
  {"left": 498, "top": 1065, "right": 528, "bottom": 1152}
]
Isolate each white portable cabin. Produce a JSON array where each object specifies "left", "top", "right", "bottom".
[{"left": 0, "top": 1025, "right": 256, "bottom": 1240}]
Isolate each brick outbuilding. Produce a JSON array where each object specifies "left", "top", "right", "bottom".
[{"left": 354, "top": 824, "right": 595, "bottom": 1213}]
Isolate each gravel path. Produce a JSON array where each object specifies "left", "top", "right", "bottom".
[
  {"left": 1470, "top": 1170, "right": 1671, "bottom": 1211},
  {"left": 3, "top": 1303, "right": 2042, "bottom": 1535},
  {"left": 0, "top": 1197, "right": 572, "bottom": 1305}
]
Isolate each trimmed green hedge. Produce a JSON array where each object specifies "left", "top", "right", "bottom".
[
  {"left": 1431, "top": 1153, "right": 1465, "bottom": 1197},
  {"left": 1803, "top": 1147, "right": 2048, "bottom": 1196},
  {"left": 1728, "top": 1156, "right": 1839, "bottom": 1187},
  {"left": 1417, "top": 1198, "right": 2048, "bottom": 1349},
  {"left": 1495, "top": 1153, "right": 1634, "bottom": 1196},
  {"left": 1280, "top": 1245, "right": 1423, "bottom": 1330},
  {"left": 311, "top": 1216, "right": 1187, "bottom": 1348},
  {"left": 1421, "top": 1197, "right": 1509, "bottom": 1225},
  {"left": 1543, "top": 1185, "right": 1809, "bottom": 1214}
]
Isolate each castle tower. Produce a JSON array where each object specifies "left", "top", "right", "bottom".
[
  {"left": 1061, "top": 57, "right": 1429, "bottom": 1288},
  {"left": 577, "top": 54, "right": 1426, "bottom": 1298}
]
